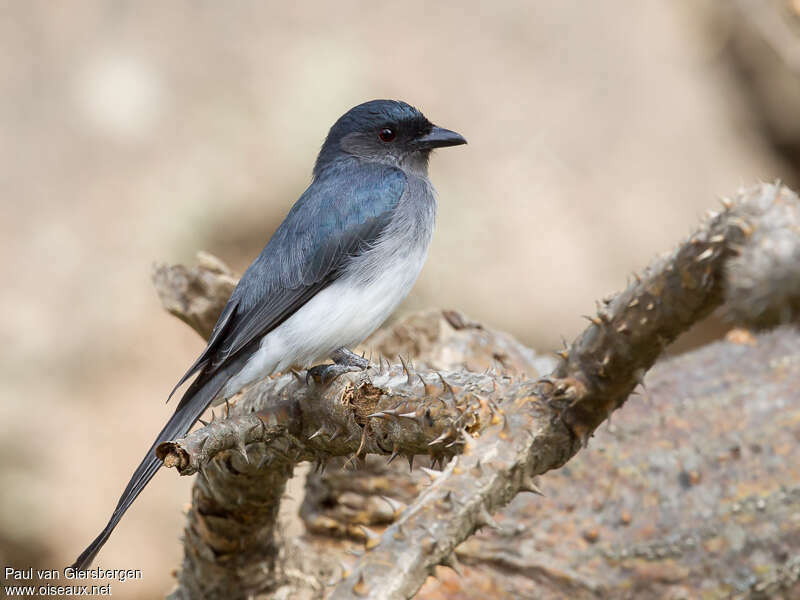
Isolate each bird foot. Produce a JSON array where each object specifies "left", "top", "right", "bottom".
[
  {"left": 307, "top": 347, "right": 370, "bottom": 385},
  {"left": 307, "top": 363, "right": 363, "bottom": 385}
]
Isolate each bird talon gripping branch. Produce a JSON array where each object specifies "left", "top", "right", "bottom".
[{"left": 306, "top": 363, "right": 361, "bottom": 386}]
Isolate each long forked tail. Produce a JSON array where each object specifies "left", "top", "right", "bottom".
[{"left": 71, "top": 366, "right": 234, "bottom": 570}]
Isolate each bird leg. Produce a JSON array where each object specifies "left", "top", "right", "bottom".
[{"left": 306, "top": 347, "right": 370, "bottom": 385}]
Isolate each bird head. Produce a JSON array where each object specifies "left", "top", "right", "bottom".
[{"left": 314, "top": 100, "right": 466, "bottom": 176}]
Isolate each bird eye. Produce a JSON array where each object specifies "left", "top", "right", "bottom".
[{"left": 378, "top": 128, "right": 396, "bottom": 142}]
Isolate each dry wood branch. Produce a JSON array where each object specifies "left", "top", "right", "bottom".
[
  {"left": 152, "top": 251, "right": 238, "bottom": 340},
  {"left": 153, "top": 182, "right": 800, "bottom": 599},
  {"left": 160, "top": 363, "right": 520, "bottom": 597}
]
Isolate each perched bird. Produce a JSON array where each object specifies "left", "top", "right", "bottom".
[{"left": 72, "top": 99, "right": 466, "bottom": 569}]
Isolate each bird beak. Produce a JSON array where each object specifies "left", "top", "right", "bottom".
[{"left": 414, "top": 126, "right": 467, "bottom": 150}]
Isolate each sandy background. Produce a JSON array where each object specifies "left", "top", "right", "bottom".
[{"left": 1, "top": 1, "right": 797, "bottom": 597}]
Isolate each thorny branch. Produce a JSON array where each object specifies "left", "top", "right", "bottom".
[{"left": 153, "top": 183, "right": 800, "bottom": 599}]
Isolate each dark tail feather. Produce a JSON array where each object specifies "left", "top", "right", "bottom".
[{"left": 71, "top": 367, "right": 233, "bottom": 570}]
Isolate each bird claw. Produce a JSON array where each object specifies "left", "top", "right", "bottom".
[
  {"left": 306, "top": 363, "right": 362, "bottom": 386},
  {"left": 306, "top": 347, "right": 372, "bottom": 385}
]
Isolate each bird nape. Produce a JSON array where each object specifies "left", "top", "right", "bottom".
[{"left": 71, "top": 99, "right": 466, "bottom": 570}]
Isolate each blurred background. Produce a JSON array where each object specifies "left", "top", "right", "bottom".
[{"left": 2, "top": 0, "right": 800, "bottom": 597}]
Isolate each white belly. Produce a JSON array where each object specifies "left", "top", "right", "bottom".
[{"left": 221, "top": 245, "right": 428, "bottom": 398}]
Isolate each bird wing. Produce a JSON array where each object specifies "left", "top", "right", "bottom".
[{"left": 170, "top": 163, "right": 407, "bottom": 404}]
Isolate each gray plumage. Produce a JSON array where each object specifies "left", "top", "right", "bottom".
[{"left": 72, "top": 99, "right": 466, "bottom": 569}]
